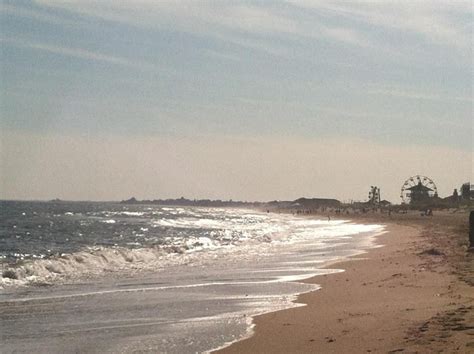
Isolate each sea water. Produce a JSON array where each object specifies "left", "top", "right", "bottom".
[{"left": 0, "top": 201, "right": 384, "bottom": 353}]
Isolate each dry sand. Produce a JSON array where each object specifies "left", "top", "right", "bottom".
[{"left": 219, "top": 211, "right": 473, "bottom": 353}]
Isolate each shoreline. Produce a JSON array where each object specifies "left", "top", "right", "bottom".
[
  {"left": 210, "top": 222, "right": 387, "bottom": 353},
  {"left": 0, "top": 207, "right": 389, "bottom": 354},
  {"left": 218, "top": 212, "right": 473, "bottom": 353}
]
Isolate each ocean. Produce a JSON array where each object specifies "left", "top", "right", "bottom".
[{"left": 0, "top": 201, "right": 384, "bottom": 353}]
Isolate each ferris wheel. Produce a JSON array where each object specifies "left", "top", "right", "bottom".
[
  {"left": 400, "top": 175, "right": 438, "bottom": 204},
  {"left": 368, "top": 186, "right": 381, "bottom": 205}
]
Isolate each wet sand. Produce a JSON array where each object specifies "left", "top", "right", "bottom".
[{"left": 219, "top": 212, "right": 473, "bottom": 353}]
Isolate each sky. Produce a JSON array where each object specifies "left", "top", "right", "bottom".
[{"left": 1, "top": 0, "right": 472, "bottom": 203}]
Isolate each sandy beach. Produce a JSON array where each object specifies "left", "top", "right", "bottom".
[{"left": 219, "top": 212, "right": 473, "bottom": 353}]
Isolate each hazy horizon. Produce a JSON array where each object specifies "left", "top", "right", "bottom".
[{"left": 1, "top": 1, "right": 472, "bottom": 203}]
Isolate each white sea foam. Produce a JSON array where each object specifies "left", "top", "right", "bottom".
[
  {"left": 120, "top": 211, "right": 146, "bottom": 216},
  {"left": 0, "top": 208, "right": 385, "bottom": 289}
]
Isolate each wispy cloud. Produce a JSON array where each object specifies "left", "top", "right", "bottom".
[
  {"left": 25, "top": 1, "right": 299, "bottom": 60},
  {"left": 1, "top": 37, "right": 130, "bottom": 65},
  {"left": 288, "top": 0, "right": 472, "bottom": 49},
  {"left": 1, "top": 37, "right": 168, "bottom": 74},
  {"left": 34, "top": 0, "right": 472, "bottom": 50},
  {"left": 32, "top": 1, "right": 372, "bottom": 48},
  {"left": 1, "top": 3, "right": 81, "bottom": 27},
  {"left": 367, "top": 85, "right": 473, "bottom": 103},
  {"left": 320, "top": 26, "right": 370, "bottom": 47}
]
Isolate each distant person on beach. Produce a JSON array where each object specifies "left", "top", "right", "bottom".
[{"left": 328, "top": 215, "right": 331, "bottom": 222}]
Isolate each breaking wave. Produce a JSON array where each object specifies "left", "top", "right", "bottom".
[{"left": 0, "top": 204, "right": 384, "bottom": 288}]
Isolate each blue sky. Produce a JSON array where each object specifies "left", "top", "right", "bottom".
[{"left": 1, "top": 1, "right": 472, "bottom": 201}]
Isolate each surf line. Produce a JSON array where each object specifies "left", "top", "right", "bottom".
[{"left": 0, "top": 273, "right": 328, "bottom": 304}]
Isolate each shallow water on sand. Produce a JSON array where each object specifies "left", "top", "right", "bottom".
[{"left": 0, "top": 203, "right": 384, "bottom": 353}]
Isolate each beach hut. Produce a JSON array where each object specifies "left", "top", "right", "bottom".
[{"left": 405, "top": 182, "right": 434, "bottom": 203}]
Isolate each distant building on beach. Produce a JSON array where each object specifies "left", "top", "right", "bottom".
[
  {"left": 460, "top": 182, "right": 473, "bottom": 200},
  {"left": 406, "top": 182, "right": 435, "bottom": 203}
]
